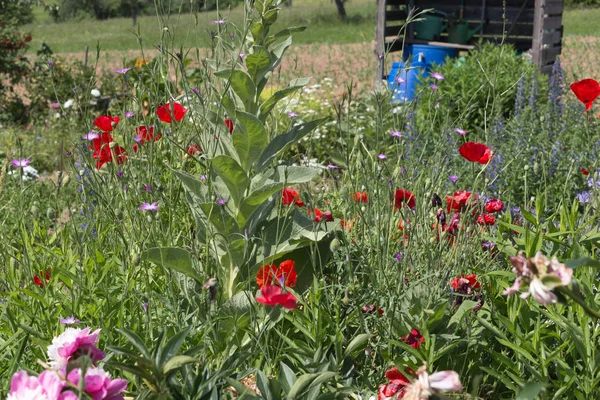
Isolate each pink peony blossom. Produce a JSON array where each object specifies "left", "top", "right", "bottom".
[
  {"left": 67, "top": 368, "right": 128, "bottom": 400},
  {"left": 7, "top": 370, "right": 77, "bottom": 400},
  {"left": 47, "top": 328, "right": 105, "bottom": 370}
]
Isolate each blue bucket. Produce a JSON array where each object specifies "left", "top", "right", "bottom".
[
  {"left": 403, "top": 44, "right": 458, "bottom": 68},
  {"left": 388, "top": 58, "right": 428, "bottom": 103}
]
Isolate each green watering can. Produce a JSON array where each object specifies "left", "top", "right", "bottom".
[
  {"left": 447, "top": 20, "right": 483, "bottom": 44},
  {"left": 414, "top": 10, "right": 447, "bottom": 41}
]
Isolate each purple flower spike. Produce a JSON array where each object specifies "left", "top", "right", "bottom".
[
  {"left": 390, "top": 130, "right": 402, "bottom": 138},
  {"left": 82, "top": 132, "right": 99, "bottom": 141},
  {"left": 431, "top": 72, "right": 445, "bottom": 81},
  {"left": 142, "top": 302, "right": 148, "bottom": 312},
  {"left": 140, "top": 202, "right": 159, "bottom": 211},
  {"left": 455, "top": 128, "right": 467, "bottom": 135},
  {"left": 449, "top": 175, "right": 459, "bottom": 183},
  {"left": 11, "top": 158, "right": 31, "bottom": 168},
  {"left": 144, "top": 184, "right": 152, "bottom": 192},
  {"left": 115, "top": 67, "right": 131, "bottom": 74},
  {"left": 60, "top": 316, "right": 80, "bottom": 325}
]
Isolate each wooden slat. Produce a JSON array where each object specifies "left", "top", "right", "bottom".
[
  {"left": 542, "top": 46, "right": 561, "bottom": 63},
  {"left": 412, "top": 0, "right": 534, "bottom": 8},
  {"left": 543, "top": 29, "right": 562, "bottom": 45},
  {"left": 385, "top": 24, "right": 406, "bottom": 37},
  {"left": 544, "top": 4, "right": 563, "bottom": 14},
  {"left": 386, "top": 10, "right": 408, "bottom": 21},
  {"left": 540, "top": 64, "right": 554, "bottom": 74},
  {"left": 479, "top": 22, "right": 534, "bottom": 36},
  {"left": 543, "top": 16, "right": 562, "bottom": 30}
]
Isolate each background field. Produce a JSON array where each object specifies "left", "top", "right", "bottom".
[{"left": 21, "top": 0, "right": 600, "bottom": 96}]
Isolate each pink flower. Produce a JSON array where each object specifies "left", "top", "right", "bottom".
[
  {"left": 47, "top": 328, "right": 105, "bottom": 370},
  {"left": 139, "top": 202, "right": 159, "bottom": 211},
  {"left": 12, "top": 158, "right": 31, "bottom": 168},
  {"left": 430, "top": 72, "right": 445, "bottom": 81},
  {"left": 8, "top": 370, "right": 78, "bottom": 400},
  {"left": 255, "top": 285, "right": 297, "bottom": 310},
  {"left": 454, "top": 128, "right": 467, "bottom": 135},
  {"left": 67, "top": 368, "right": 128, "bottom": 400},
  {"left": 82, "top": 132, "right": 99, "bottom": 141},
  {"left": 503, "top": 252, "right": 573, "bottom": 305},
  {"left": 114, "top": 68, "right": 131, "bottom": 74},
  {"left": 60, "top": 317, "right": 80, "bottom": 325},
  {"left": 402, "top": 364, "right": 462, "bottom": 399}
]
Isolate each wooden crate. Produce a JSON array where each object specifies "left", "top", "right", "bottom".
[{"left": 375, "top": 0, "right": 563, "bottom": 81}]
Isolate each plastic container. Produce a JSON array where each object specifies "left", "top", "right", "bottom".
[
  {"left": 388, "top": 56, "right": 429, "bottom": 103},
  {"left": 403, "top": 44, "right": 458, "bottom": 68}
]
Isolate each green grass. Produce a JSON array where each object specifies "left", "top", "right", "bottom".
[
  {"left": 23, "top": 1, "right": 600, "bottom": 55},
  {"left": 23, "top": 0, "right": 377, "bottom": 53},
  {"left": 562, "top": 7, "right": 600, "bottom": 36}
]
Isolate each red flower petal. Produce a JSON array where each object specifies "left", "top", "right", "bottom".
[
  {"left": 224, "top": 119, "right": 234, "bottom": 134},
  {"left": 394, "top": 189, "right": 416, "bottom": 210},
  {"left": 459, "top": 142, "right": 492, "bottom": 164},
  {"left": 94, "top": 115, "right": 120, "bottom": 132},
  {"left": 157, "top": 102, "right": 188, "bottom": 123},
  {"left": 570, "top": 79, "right": 600, "bottom": 112}
]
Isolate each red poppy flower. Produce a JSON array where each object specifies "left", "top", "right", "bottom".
[
  {"left": 34, "top": 268, "right": 51, "bottom": 287},
  {"left": 450, "top": 273, "right": 481, "bottom": 290},
  {"left": 94, "top": 115, "right": 120, "bottom": 132},
  {"left": 582, "top": 167, "right": 590, "bottom": 175},
  {"left": 477, "top": 213, "right": 496, "bottom": 225},
  {"left": 135, "top": 125, "right": 161, "bottom": 144},
  {"left": 402, "top": 329, "right": 425, "bottom": 349},
  {"left": 156, "top": 102, "right": 188, "bottom": 123},
  {"left": 352, "top": 191, "right": 368, "bottom": 203},
  {"left": 255, "top": 285, "right": 297, "bottom": 310},
  {"left": 224, "top": 119, "right": 234, "bottom": 134},
  {"left": 308, "top": 207, "right": 333, "bottom": 223},
  {"left": 256, "top": 260, "right": 297, "bottom": 289},
  {"left": 282, "top": 188, "right": 305, "bottom": 207},
  {"left": 485, "top": 198, "right": 504, "bottom": 213},
  {"left": 459, "top": 142, "right": 492, "bottom": 164},
  {"left": 187, "top": 144, "right": 202, "bottom": 155},
  {"left": 277, "top": 260, "right": 297, "bottom": 288},
  {"left": 89, "top": 132, "right": 127, "bottom": 169},
  {"left": 446, "top": 190, "right": 475, "bottom": 212},
  {"left": 378, "top": 367, "right": 411, "bottom": 399},
  {"left": 394, "top": 189, "right": 416, "bottom": 210},
  {"left": 570, "top": 78, "right": 600, "bottom": 111}
]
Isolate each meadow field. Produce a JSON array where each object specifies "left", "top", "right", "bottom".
[{"left": 3, "top": 0, "right": 600, "bottom": 399}]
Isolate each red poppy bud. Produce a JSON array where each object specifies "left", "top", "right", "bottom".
[{"left": 224, "top": 119, "right": 234, "bottom": 134}]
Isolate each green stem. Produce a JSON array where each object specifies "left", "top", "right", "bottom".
[{"left": 558, "top": 286, "right": 600, "bottom": 320}]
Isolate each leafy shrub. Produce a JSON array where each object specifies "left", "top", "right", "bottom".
[
  {"left": 0, "top": 0, "right": 34, "bottom": 124},
  {"left": 414, "top": 43, "right": 545, "bottom": 135}
]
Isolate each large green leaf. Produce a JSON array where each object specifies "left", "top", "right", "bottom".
[
  {"left": 234, "top": 111, "right": 268, "bottom": 172},
  {"left": 141, "top": 247, "right": 202, "bottom": 283},
  {"left": 265, "top": 26, "right": 307, "bottom": 47},
  {"left": 258, "top": 78, "right": 311, "bottom": 122},
  {"left": 215, "top": 69, "right": 256, "bottom": 112},
  {"left": 516, "top": 381, "right": 546, "bottom": 400},
  {"left": 237, "top": 166, "right": 320, "bottom": 226},
  {"left": 246, "top": 46, "right": 272, "bottom": 85},
  {"left": 209, "top": 155, "right": 249, "bottom": 208},
  {"left": 287, "top": 372, "right": 336, "bottom": 399},
  {"left": 256, "top": 118, "right": 327, "bottom": 169}
]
